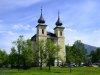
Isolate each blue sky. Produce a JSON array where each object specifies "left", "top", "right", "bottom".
[{"left": 0, "top": 0, "right": 100, "bottom": 53}]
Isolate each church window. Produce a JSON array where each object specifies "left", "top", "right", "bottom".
[
  {"left": 42, "top": 29, "right": 44, "bottom": 34},
  {"left": 60, "top": 31, "right": 62, "bottom": 36}
]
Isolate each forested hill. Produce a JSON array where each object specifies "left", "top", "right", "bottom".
[{"left": 84, "top": 44, "right": 97, "bottom": 53}]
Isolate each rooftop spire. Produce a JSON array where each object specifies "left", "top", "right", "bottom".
[
  {"left": 55, "top": 10, "right": 62, "bottom": 26},
  {"left": 58, "top": 10, "right": 60, "bottom": 19},
  {"left": 38, "top": 7, "right": 45, "bottom": 23},
  {"left": 40, "top": 7, "right": 42, "bottom": 16}
]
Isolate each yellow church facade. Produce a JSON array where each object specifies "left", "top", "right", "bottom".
[{"left": 31, "top": 9, "right": 65, "bottom": 66}]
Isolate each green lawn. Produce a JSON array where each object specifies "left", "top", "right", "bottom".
[{"left": 0, "top": 67, "right": 100, "bottom": 75}]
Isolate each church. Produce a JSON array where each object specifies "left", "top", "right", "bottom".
[{"left": 31, "top": 9, "right": 65, "bottom": 66}]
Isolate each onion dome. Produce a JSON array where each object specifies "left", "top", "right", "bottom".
[
  {"left": 38, "top": 8, "right": 45, "bottom": 23},
  {"left": 55, "top": 11, "right": 62, "bottom": 26}
]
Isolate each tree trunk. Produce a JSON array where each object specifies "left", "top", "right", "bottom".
[
  {"left": 17, "top": 49, "right": 20, "bottom": 70},
  {"left": 23, "top": 57, "right": 26, "bottom": 70},
  {"left": 57, "top": 58, "right": 59, "bottom": 66},
  {"left": 78, "top": 61, "right": 81, "bottom": 66},
  {"left": 49, "top": 64, "right": 50, "bottom": 70},
  {"left": 48, "top": 54, "right": 51, "bottom": 70},
  {"left": 69, "top": 61, "right": 72, "bottom": 73},
  {"left": 40, "top": 58, "right": 42, "bottom": 70},
  {"left": 49, "top": 60, "right": 51, "bottom": 71}
]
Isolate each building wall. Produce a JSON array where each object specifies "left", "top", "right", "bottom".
[
  {"left": 54, "top": 27, "right": 65, "bottom": 62},
  {"left": 37, "top": 25, "right": 47, "bottom": 37},
  {"left": 54, "top": 28, "right": 64, "bottom": 37},
  {"left": 57, "top": 37, "right": 65, "bottom": 62},
  {"left": 32, "top": 25, "right": 65, "bottom": 66},
  {"left": 36, "top": 25, "right": 47, "bottom": 66}
]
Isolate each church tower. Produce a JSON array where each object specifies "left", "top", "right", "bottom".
[
  {"left": 54, "top": 11, "right": 65, "bottom": 62},
  {"left": 35, "top": 8, "right": 47, "bottom": 66},
  {"left": 36, "top": 8, "right": 47, "bottom": 41}
]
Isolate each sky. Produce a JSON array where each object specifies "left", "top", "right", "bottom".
[{"left": 0, "top": 0, "right": 100, "bottom": 53}]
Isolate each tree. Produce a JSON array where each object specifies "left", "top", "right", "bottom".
[
  {"left": 38, "top": 40, "right": 46, "bottom": 70},
  {"left": 90, "top": 48, "right": 100, "bottom": 63},
  {"left": 65, "top": 45, "right": 73, "bottom": 63},
  {"left": 12, "top": 35, "right": 34, "bottom": 69},
  {"left": 71, "top": 40, "right": 87, "bottom": 66},
  {"left": 0, "top": 49, "right": 8, "bottom": 67},
  {"left": 65, "top": 45, "right": 74, "bottom": 72},
  {"left": 22, "top": 39, "right": 34, "bottom": 69},
  {"left": 9, "top": 47, "right": 18, "bottom": 68},
  {"left": 13, "top": 35, "right": 24, "bottom": 70},
  {"left": 45, "top": 39, "right": 58, "bottom": 70}
]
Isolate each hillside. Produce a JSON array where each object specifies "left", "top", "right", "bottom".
[{"left": 84, "top": 44, "right": 97, "bottom": 53}]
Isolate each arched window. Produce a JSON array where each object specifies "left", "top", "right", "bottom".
[{"left": 42, "top": 29, "right": 44, "bottom": 34}]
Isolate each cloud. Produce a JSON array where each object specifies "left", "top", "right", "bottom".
[
  {"left": 93, "top": 29, "right": 100, "bottom": 33},
  {"left": 0, "top": 29, "right": 35, "bottom": 54},
  {"left": 7, "top": 31, "right": 17, "bottom": 35},
  {"left": 65, "top": 28, "right": 88, "bottom": 45},
  {"left": 0, "top": 24, "right": 6, "bottom": 31},
  {"left": 0, "top": 31, "right": 19, "bottom": 53},
  {"left": 80, "top": 0, "right": 97, "bottom": 14},
  {"left": 62, "top": 0, "right": 99, "bottom": 29},
  {"left": 60, "top": 0, "right": 100, "bottom": 47},
  {"left": 47, "top": 26, "right": 53, "bottom": 32},
  {"left": 13, "top": 24, "right": 31, "bottom": 30},
  {"left": 0, "top": 24, "right": 16, "bottom": 35},
  {"left": 0, "top": 30, "right": 17, "bottom": 35},
  {"left": 65, "top": 27, "right": 100, "bottom": 47},
  {"left": 0, "top": 23, "right": 36, "bottom": 53},
  {"left": 65, "top": 28, "right": 73, "bottom": 32},
  {"left": 0, "top": 0, "right": 100, "bottom": 53},
  {"left": 0, "top": 0, "right": 43, "bottom": 10}
]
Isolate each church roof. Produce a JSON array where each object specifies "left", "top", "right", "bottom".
[
  {"left": 31, "top": 32, "right": 57, "bottom": 41},
  {"left": 47, "top": 32, "right": 57, "bottom": 38},
  {"left": 31, "top": 34, "right": 36, "bottom": 41}
]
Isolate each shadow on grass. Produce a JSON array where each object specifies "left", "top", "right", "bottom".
[{"left": 54, "top": 72, "right": 61, "bottom": 73}]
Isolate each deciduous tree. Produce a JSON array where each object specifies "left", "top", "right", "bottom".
[
  {"left": 45, "top": 39, "right": 58, "bottom": 70},
  {"left": 9, "top": 47, "right": 18, "bottom": 68},
  {"left": 71, "top": 40, "right": 87, "bottom": 66},
  {"left": 0, "top": 49, "right": 8, "bottom": 67},
  {"left": 90, "top": 48, "right": 100, "bottom": 63}
]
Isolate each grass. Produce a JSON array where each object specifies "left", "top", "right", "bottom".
[{"left": 0, "top": 67, "right": 100, "bottom": 75}]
